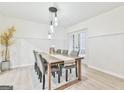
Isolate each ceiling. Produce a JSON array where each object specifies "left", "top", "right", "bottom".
[{"left": 0, "top": 2, "right": 124, "bottom": 28}]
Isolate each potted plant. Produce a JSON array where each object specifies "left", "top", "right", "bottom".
[{"left": 0, "top": 26, "right": 16, "bottom": 71}]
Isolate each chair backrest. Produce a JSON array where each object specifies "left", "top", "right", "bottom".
[
  {"left": 56, "top": 49, "right": 61, "bottom": 54},
  {"left": 69, "top": 50, "right": 79, "bottom": 57},
  {"left": 33, "top": 50, "right": 37, "bottom": 63},
  {"left": 49, "top": 47, "right": 55, "bottom": 54},
  {"left": 36, "top": 53, "right": 46, "bottom": 75},
  {"left": 62, "top": 50, "right": 68, "bottom": 55}
]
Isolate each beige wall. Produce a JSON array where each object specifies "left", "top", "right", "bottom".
[
  {"left": 0, "top": 15, "right": 66, "bottom": 68},
  {"left": 66, "top": 6, "right": 124, "bottom": 79}
]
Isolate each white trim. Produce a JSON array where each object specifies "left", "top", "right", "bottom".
[
  {"left": 14, "top": 36, "right": 66, "bottom": 41},
  {"left": 11, "top": 64, "right": 33, "bottom": 69},
  {"left": 88, "top": 32, "right": 124, "bottom": 38},
  {"left": 88, "top": 65, "right": 124, "bottom": 79},
  {"left": 67, "top": 28, "right": 88, "bottom": 34}
]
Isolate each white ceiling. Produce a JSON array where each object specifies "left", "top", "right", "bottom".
[{"left": 0, "top": 2, "right": 124, "bottom": 28}]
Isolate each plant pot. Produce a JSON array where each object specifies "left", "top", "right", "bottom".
[{"left": 1, "top": 61, "right": 10, "bottom": 71}]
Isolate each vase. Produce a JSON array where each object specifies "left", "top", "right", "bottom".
[{"left": 1, "top": 61, "right": 10, "bottom": 71}]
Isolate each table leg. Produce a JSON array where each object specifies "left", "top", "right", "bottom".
[
  {"left": 48, "top": 63, "right": 51, "bottom": 90},
  {"left": 77, "top": 59, "right": 82, "bottom": 80}
]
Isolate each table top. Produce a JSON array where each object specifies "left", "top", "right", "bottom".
[
  {"left": 41, "top": 53, "right": 64, "bottom": 64},
  {"left": 41, "top": 52, "right": 84, "bottom": 64}
]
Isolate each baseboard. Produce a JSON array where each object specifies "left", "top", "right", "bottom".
[
  {"left": 88, "top": 65, "right": 124, "bottom": 79},
  {"left": 11, "top": 64, "right": 33, "bottom": 69}
]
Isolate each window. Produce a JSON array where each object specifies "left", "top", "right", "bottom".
[{"left": 69, "top": 31, "right": 86, "bottom": 55}]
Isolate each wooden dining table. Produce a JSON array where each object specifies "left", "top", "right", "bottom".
[{"left": 41, "top": 52, "right": 84, "bottom": 90}]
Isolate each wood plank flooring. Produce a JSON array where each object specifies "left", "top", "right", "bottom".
[
  {"left": 66, "top": 67, "right": 124, "bottom": 90},
  {"left": 0, "top": 64, "right": 124, "bottom": 90}
]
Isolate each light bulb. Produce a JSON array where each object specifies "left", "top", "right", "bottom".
[
  {"left": 48, "top": 34, "right": 52, "bottom": 40},
  {"left": 51, "top": 45, "right": 55, "bottom": 47},
  {"left": 55, "top": 21, "right": 58, "bottom": 27},
  {"left": 55, "top": 17, "right": 58, "bottom": 22},
  {"left": 50, "top": 25, "right": 54, "bottom": 33},
  {"left": 54, "top": 17, "right": 58, "bottom": 27}
]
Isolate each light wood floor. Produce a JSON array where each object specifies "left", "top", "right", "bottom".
[
  {"left": 0, "top": 65, "right": 124, "bottom": 90},
  {"left": 66, "top": 67, "right": 124, "bottom": 90}
]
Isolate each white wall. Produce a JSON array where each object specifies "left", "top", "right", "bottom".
[
  {"left": 66, "top": 6, "right": 124, "bottom": 79},
  {"left": 0, "top": 15, "right": 66, "bottom": 68}
]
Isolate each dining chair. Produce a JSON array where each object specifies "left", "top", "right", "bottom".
[
  {"left": 69, "top": 50, "right": 79, "bottom": 57},
  {"left": 59, "top": 50, "right": 68, "bottom": 76},
  {"left": 49, "top": 47, "right": 55, "bottom": 54},
  {"left": 64, "top": 50, "right": 79, "bottom": 82},
  {"left": 33, "top": 50, "right": 47, "bottom": 79},
  {"left": 56, "top": 49, "right": 61, "bottom": 54},
  {"left": 33, "top": 50, "right": 38, "bottom": 74},
  {"left": 36, "top": 53, "right": 61, "bottom": 89},
  {"left": 62, "top": 50, "right": 68, "bottom": 55}
]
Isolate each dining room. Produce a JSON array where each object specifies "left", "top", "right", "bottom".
[{"left": 0, "top": 1, "right": 124, "bottom": 91}]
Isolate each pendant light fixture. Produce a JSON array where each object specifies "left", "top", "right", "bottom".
[{"left": 48, "top": 6, "right": 58, "bottom": 40}]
